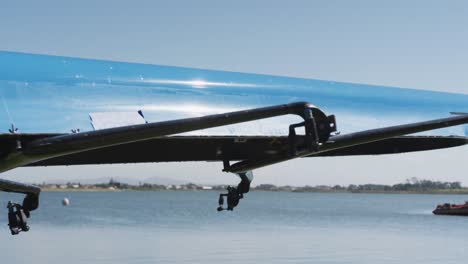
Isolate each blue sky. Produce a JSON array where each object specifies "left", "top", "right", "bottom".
[{"left": 1, "top": 1, "right": 468, "bottom": 186}]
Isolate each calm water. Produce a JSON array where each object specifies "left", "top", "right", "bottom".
[{"left": 0, "top": 191, "right": 467, "bottom": 263}]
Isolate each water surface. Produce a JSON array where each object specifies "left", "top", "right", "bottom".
[{"left": 0, "top": 191, "right": 466, "bottom": 263}]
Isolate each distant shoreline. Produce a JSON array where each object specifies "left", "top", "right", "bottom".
[
  {"left": 39, "top": 188, "right": 468, "bottom": 195},
  {"left": 36, "top": 178, "right": 468, "bottom": 195}
]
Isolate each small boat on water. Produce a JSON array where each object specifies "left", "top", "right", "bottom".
[{"left": 433, "top": 202, "right": 468, "bottom": 216}]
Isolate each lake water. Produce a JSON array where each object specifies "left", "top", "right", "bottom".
[{"left": 0, "top": 191, "right": 467, "bottom": 263}]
